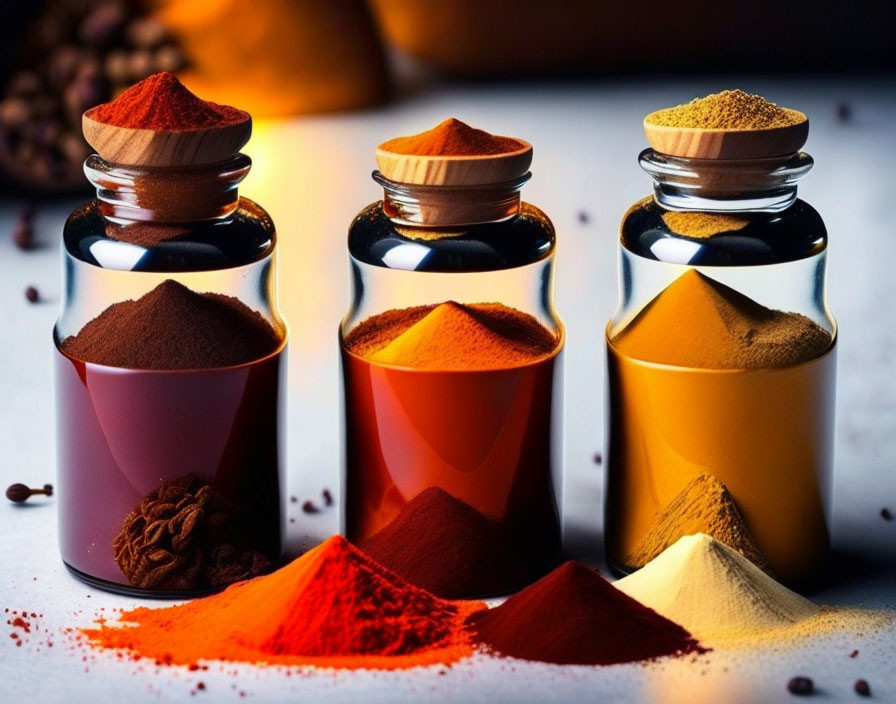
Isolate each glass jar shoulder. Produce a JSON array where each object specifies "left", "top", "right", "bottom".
[
  {"left": 348, "top": 201, "right": 555, "bottom": 272},
  {"left": 63, "top": 197, "right": 276, "bottom": 273},
  {"left": 620, "top": 196, "right": 826, "bottom": 266}
]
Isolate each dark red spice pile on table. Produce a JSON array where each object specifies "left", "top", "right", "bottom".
[{"left": 467, "top": 561, "right": 705, "bottom": 665}]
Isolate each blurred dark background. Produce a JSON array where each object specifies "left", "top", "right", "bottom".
[{"left": 0, "top": 0, "right": 890, "bottom": 194}]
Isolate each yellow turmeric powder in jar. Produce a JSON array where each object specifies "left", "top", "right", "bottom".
[{"left": 606, "top": 91, "right": 836, "bottom": 585}]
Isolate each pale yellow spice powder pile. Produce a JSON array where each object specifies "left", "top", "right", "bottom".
[
  {"left": 617, "top": 534, "right": 893, "bottom": 649},
  {"left": 645, "top": 90, "right": 803, "bottom": 130}
]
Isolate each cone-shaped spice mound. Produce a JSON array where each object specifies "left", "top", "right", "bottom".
[
  {"left": 61, "top": 280, "right": 281, "bottom": 370},
  {"left": 617, "top": 534, "right": 819, "bottom": 644},
  {"left": 87, "top": 72, "right": 248, "bottom": 131},
  {"left": 611, "top": 270, "right": 831, "bottom": 369},
  {"left": 81, "top": 536, "right": 485, "bottom": 670},
  {"left": 362, "top": 487, "right": 533, "bottom": 598},
  {"left": 468, "top": 561, "right": 703, "bottom": 665},
  {"left": 379, "top": 118, "right": 522, "bottom": 156},
  {"left": 644, "top": 90, "right": 801, "bottom": 130},
  {"left": 346, "top": 301, "right": 558, "bottom": 371},
  {"left": 626, "top": 473, "right": 768, "bottom": 571}
]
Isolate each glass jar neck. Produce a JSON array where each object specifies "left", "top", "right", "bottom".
[
  {"left": 374, "top": 170, "right": 530, "bottom": 227},
  {"left": 84, "top": 154, "right": 251, "bottom": 224},
  {"left": 640, "top": 148, "right": 813, "bottom": 213}
]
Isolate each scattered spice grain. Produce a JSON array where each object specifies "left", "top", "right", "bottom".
[
  {"left": 787, "top": 676, "right": 814, "bottom": 696},
  {"left": 881, "top": 508, "right": 893, "bottom": 521},
  {"left": 24, "top": 286, "right": 39, "bottom": 303},
  {"left": 854, "top": 679, "right": 871, "bottom": 697}
]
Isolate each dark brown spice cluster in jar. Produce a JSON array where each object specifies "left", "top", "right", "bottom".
[{"left": 113, "top": 474, "right": 271, "bottom": 591}]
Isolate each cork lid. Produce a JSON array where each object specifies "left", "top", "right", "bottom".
[
  {"left": 375, "top": 118, "right": 532, "bottom": 186},
  {"left": 643, "top": 90, "right": 808, "bottom": 159},
  {"left": 82, "top": 72, "right": 251, "bottom": 167}
]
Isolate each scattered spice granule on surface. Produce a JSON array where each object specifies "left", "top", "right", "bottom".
[
  {"left": 577, "top": 211, "right": 590, "bottom": 224},
  {"left": 854, "top": 679, "right": 871, "bottom": 696},
  {"left": 787, "top": 676, "right": 814, "bottom": 695},
  {"left": 850, "top": 649, "right": 859, "bottom": 658},
  {"left": 322, "top": 489, "right": 333, "bottom": 506},
  {"left": 301, "top": 501, "right": 318, "bottom": 514},
  {"left": 881, "top": 508, "right": 893, "bottom": 521},
  {"left": 836, "top": 102, "right": 852, "bottom": 122},
  {"left": 25, "top": 286, "right": 39, "bottom": 303}
]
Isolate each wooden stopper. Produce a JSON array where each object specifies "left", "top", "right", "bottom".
[
  {"left": 82, "top": 112, "right": 252, "bottom": 167},
  {"left": 643, "top": 110, "right": 808, "bottom": 159},
  {"left": 375, "top": 139, "right": 533, "bottom": 186}
]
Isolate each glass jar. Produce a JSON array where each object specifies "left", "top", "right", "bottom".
[
  {"left": 55, "top": 154, "right": 287, "bottom": 597},
  {"left": 340, "top": 169, "right": 564, "bottom": 597},
  {"left": 605, "top": 148, "right": 836, "bottom": 585}
]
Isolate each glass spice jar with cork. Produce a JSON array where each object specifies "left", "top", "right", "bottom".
[
  {"left": 54, "top": 73, "right": 287, "bottom": 596},
  {"left": 605, "top": 91, "right": 836, "bottom": 585},
  {"left": 340, "top": 119, "right": 564, "bottom": 598}
]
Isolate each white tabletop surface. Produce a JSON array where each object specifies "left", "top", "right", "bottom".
[{"left": 0, "top": 76, "right": 894, "bottom": 703}]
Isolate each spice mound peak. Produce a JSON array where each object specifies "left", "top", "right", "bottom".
[
  {"left": 626, "top": 473, "right": 768, "bottom": 571},
  {"left": 60, "top": 279, "right": 281, "bottom": 370},
  {"left": 362, "top": 487, "right": 536, "bottom": 598},
  {"left": 610, "top": 270, "right": 832, "bottom": 369},
  {"left": 379, "top": 118, "right": 524, "bottom": 157},
  {"left": 617, "top": 533, "right": 819, "bottom": 644},
  {"left": 81, "top": 535, "right": 485, "bottom": 669},
  {"left": 86, "top": 72, "right": 249, "bottom": 131},
  {"left": 347, "top": 301, "right": 558, "bottom": 371},
  {"left": 468, "top": 560, "right": 704, "bottom": 665},
  {"left": 645, "top": 90, "right": 804, "bottom": 131}
]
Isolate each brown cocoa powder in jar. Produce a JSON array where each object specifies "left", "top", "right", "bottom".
[{"left": 60, "top": 279, "right": 281, "bottom": 369}]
